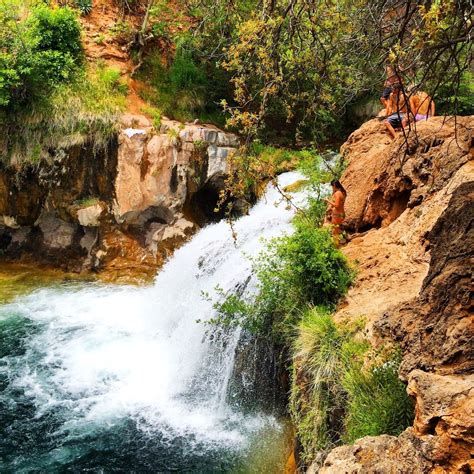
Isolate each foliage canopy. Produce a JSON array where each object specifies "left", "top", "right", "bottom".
[
  {"left": 162, "top": 0, "right": 472, "bottom": 142},
  {"left": 0, "top": 1, "right": 82, "bottom": 109}
]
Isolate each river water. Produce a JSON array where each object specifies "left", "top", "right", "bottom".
[{"left": 0, "top": 172, "right": 305, "bottom": 472}]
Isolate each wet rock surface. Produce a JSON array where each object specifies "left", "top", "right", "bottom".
[{"left": 0, "top": 116, "right": 240, "bottom": 280}]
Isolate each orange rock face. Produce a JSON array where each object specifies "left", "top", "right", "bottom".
[
  {"left": 341, "top": 116, "right": 473, "bottom": 231},
  {"left": 316, "top": 116, "right": 474, "bottom": 473}
]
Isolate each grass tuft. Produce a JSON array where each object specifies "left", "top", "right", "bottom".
[
  {"left": 342, "top": 348, "right": 414, "bottom": 443},
  {"left": 1, "top": 63, "right": 126, "bottom": 165},
  {"left": 290, "top": 308, "right": 413, "bottom": 463}
]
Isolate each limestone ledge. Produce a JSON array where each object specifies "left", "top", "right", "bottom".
[{"left": 0, "top": 114, "right": 240, "bottom": 279}]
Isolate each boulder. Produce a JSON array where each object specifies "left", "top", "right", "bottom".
[
  {"left": 76, "top": 203, "right": 106, "bottom": 227},
  {"left": 80, "top": 227, "right": 98, "bottom": 253},
  {"left": 119, "top": 113, "right": 152, "bottom": 129},
  {"left": 114, "top": 116, "right": 239, "bottom": 230},
  {"left": 341, "top": 116, "right": 473, "bottom": 231},
  {"left": 37, "top": 213, "right": 78, "bottom": 249},
  {"left": 318, "top": 430, "right": 431, "bottom": 473},
  {"left": 408, "top": 370, "right": 474, "bottom": 443},
  {"left": 114, "top": 129, "right": 150, "bottom": 223},
  {"left": 217, "top": 131, "right": 240, "bottom": 147}
]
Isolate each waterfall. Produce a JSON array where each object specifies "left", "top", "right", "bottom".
[{"left": 0, "top": 171, "right": 306, "bottom": 471}]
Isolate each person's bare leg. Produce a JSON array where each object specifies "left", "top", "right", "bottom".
[{"left": 384, "top": 120, "right": 397, "bottom": 139}]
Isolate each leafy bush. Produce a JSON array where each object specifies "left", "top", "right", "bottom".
[
  {"left": 435, "top": 71, "right": 474, "bottom": 116},
  {"left": 29, "top": 5, "right": 82, "bottom": 58},
  {"left": 0, "top": 54, "right": 20, "bottom": 107},
  {"left": 74, "top": 0, "right": 92, "bottom": 16},
  {"left": 0, "top": 2, "right": 82, "bottom": 109},
  {"left": 169, "top": 49, "right": 206, "bottom": 90},
  {"left": 209, "top": 219, "right": 353, "bottom": 343},
  {"left": 137, "top": 48, "right": 207, "bottom": 122},
  {"left": 207, "top": 149, "right": 351, "bottom": 341},
  {"left": 290, "top": 309, "right": 413, "bottom": 462},
  {"left": 259, "top": 222, "right": 354, "bottom": 337},
  {"left": 137, "top": 41, "right": 231, "bottom": 126}
]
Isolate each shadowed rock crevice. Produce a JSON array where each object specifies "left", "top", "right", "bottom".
[{"left": 185, "top": 174, "right": 226, "bottom": 226}]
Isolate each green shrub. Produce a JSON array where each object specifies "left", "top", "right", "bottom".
[
  {"left": 258, "top": 222, "right": 354, "bottom": 339},
  {"left": 96, "top": 65, "right": 128, "bottom": 94},
  {"left": 435, "top": 71, "right": 474, "bottom": 116},
  {"left": 0, "top": 54, "right": 20, "bottom": 106},
  {"left": 29, "top": 5, "right": 82, "bottom": 58},
  {"left": 0, "top": 2, "right": 82, "bottom": 109},
  {"left": 169, "top": 50, "right": 206, "bottom": 90},
  {"left": 207, "top": 150, "right": 352, "bottom": 341},
  {"left": 74, "top": 0, "right": 92, "bottom": 15},
  {"left": 208, "top": 220, "right": 353, "bottom": 342},
  {"left": 342, "top": 349, "right": 414, "bottom": 443},
  {"left": 136, "top": 41, "right": 231, "bottom": 126},
  {"left": 290, "top": 309, "right": 413, "bottom": 463},
  {"left": 137, "top": 48, "right": 207, "bottom": 122}
]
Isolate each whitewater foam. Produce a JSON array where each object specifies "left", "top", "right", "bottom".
[{"left": 1, "top": 171, "right": 307, "bottom": 452}]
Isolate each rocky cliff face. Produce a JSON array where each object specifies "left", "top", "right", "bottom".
[
  {"left": 0, "top": 115, "right": 239, "bottom": 281},
  {"left": 315, "top": 116, "right": 473, "bottom": 473}
]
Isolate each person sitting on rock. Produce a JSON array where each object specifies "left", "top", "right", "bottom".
[
  {"left": 324, "top": 180, "right": 347, "bottom": 248},
  {"left": 402, "top": 89, "right": 435, "bottom": 127},
  {"left": 384, "top": 83, "right": 408, "bottom": 139},
  {"left": 380, "top": 65, "right": 402, "bottom": 110}
]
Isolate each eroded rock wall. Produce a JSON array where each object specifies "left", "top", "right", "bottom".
[
  {"left": 341, "top": 116, "right": 472, "bottom": 231},
  {"left": 309, "top": 116, "right": 473, "bottom": 473},
  {"left": 0, "top": 115, "right": 240, "bottom": 280}
]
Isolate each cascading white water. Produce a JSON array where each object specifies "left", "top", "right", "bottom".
[{"left": 0, "top": 171, "right": 307, "bottom": 471}]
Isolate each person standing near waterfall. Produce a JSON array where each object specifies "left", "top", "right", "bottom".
[{"left": 324, "top": 180, "right": 347, "bottom": 247}]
